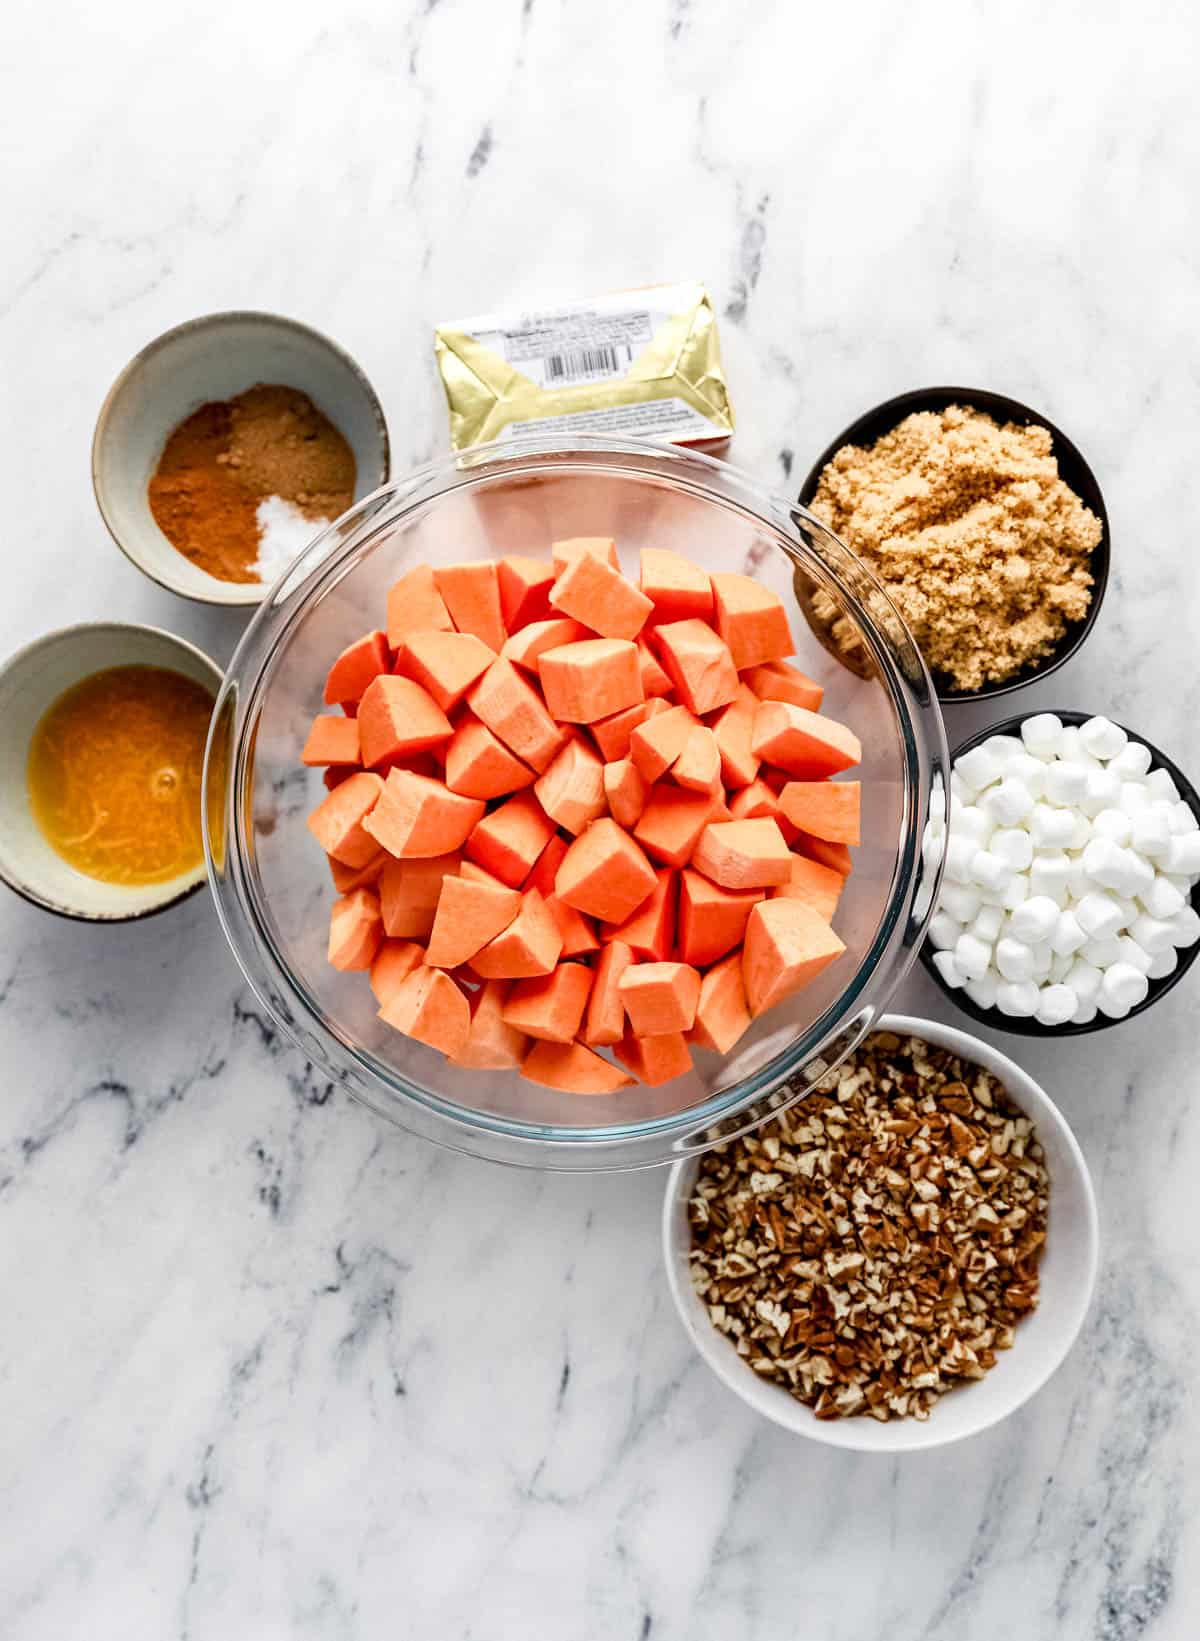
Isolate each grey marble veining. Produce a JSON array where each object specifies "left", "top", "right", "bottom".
[{"left": 3, "top": 0, "right": 1200, "bottom": 1636}]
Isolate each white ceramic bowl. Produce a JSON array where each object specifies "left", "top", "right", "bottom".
[
  {"left": 662, "top": 1013, "right": 1099, "bottom": 1452},
  {"left": 92, "top": 311, "right": 390, "bottom": 606},
  {"left": 0, "top": 623, "right": 223, "bottom": 921}
]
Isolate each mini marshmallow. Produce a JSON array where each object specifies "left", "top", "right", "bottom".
[
  {"left": 1075, "top": 891, "right": 1124, "bottom": 939},
  {"left": 1107, "top": 741, "right": 1153, "bottom": 781},
  {"left": 1081, "top": 767, "right": 1122, "bottom": 817},
  {"left": 932, "top": 951, "right": 965, "bottom": 989},
  {"left": 1036, "top": 984, "right": 1078, "bottom": 1026},
  {"left": 1007, "top": 753, "right": 1047, "bottom": 797},
  {"left": 951, "top": 803, "right": 993, "bottom": 844},
  {"left": 982, "top": 779, "right": 1034, "bottom": 826},
  {"left": 1068, "top": 814, "right": 1093, "bottom": 851},
  {"left": 1050, "top": 908, "right": 1087, "bottom": 956},
  {"left": 1091, "top": 808, "right": 1132, "bottom": 845},
  {"left": 1065, "top": 858, "right": 1093, "bottom": 902},
  {"left": 1099, "top": 962, "right": 1149, "bottom": 1015},
  {"left": 1030, "top": 804, "right": 1078, "bottom": 849},
  {"left": 976, "top": 882, "right": 1014, "bottom": 908},
  {"left": 929, "top": 911, "right": 962, "bottom": 951},
  {"left": 954, "top": 932, "right": 992, "bottom": 980},
  {"left": 1146, "top": 768, "right": 1180, "bottom": 804},
  {"left": 1083, "top": 935, "right": 1124, "bottom": 968},
  {"left": 1167, "top": 906, "right": 1200, "bottom": 947},
  {"left": 1029, "top": 853, "right": 1072, "bottom": 903},
  {"left": 1009, "top": 895, "right": 1060, "bottom": 944},
  {"left": 1071, "top": 1000, "right": 1099, "bottom": 1026},
  {"left": 950, "top": 771, "right": 970, "bottom": 804},
  {"left": 1048, "top": 950, "right": 1074, "bottom": 983},
  {"left": 1113, "top": 935, "right": 1153, "bottom": 975},
  {"left": 995, "top": 936, "right": 1036, "bottom": 982},
  {"left": 1079, "top": 715, "right": 1128, "bottom": 762},
  {"left": 1001, "top": 875, "right": 1030, "bottom": 910},
  {"left": 970, "top": 905, "right": 1004, "bottom": 942},
  {"left": 1140, "top": 876, "right": 1186, "bottom": 920},
  {"left": 1119, "top": 781, "right": 1151, "bottom": 817},
  {"left": 981, "top": 735, "right": 1025, "bottom": 763},
  {"left": 970, "top": 850, "right": 1012, "bottom": 892},
  {"left": 990, "top": 827, "right": 1034, "bottom": 870},
  {"left": 1147, "top": 947, "right": 1178, "bottom": 981},
  {"left": 1058, "top": 726, "right": 1100, "bottom": 768},
  {"left": 1020, "top": 713, "right": 1064, "bottom": 758},
  {"left": 954, "top": 745, "right": 1006, "bottom": 795},
  {"left": 996, "top": 980, "right": 1039, "bottom": 1018},
  {"left": 1029, "top": 942, "right": 1053, "bottom": 978},
  {"left": 1169, "top": 800, "right": 1198, "bottom": 834},
  {"left": 964, "top": 974, "right": 1000, "bottom": 1010},
  {"left": 1042, "top": 759, "right": 1090, "bottom": 806},
  {"left": 1165, "top": 833, "right": 1200, "bottom": 877},
  {"left": 940, "top": 883, "right": 983, "bottom": 922},
  {"left": 1064, "top": 960, "right": 1103, "bottom": 1002},
  {"left": 1120, "top": 850, "right": 1156, "bottom": 898},
  {"left": 1128, "top": 913, "right": 1175, "bottom": 955},
  {"left": 943, "top": 834, "right": 977, "bottom": 884},
  {"left": 922, "top": 828, "right": 946, "bottom": 870},
  {"left": 1081, "top": 839, "right": 1150, "bottom": 898},
  {"left": 1130, "top": 812, "right": 1172, "bottom": 860}
]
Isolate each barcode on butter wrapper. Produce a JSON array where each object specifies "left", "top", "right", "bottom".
[{"left": 434, "top": 283, "right": 734, "bottom": 450}]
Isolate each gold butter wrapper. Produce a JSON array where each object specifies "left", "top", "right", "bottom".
[{"left": 434, "top": 281, "right": 734, "bottom": 450}]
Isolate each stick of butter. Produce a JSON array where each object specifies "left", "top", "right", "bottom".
[{"left": 434, "top": 282, "right": 734, "bottom": 450}]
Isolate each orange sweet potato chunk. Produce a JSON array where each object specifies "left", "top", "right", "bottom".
[
  {"left": 618, "top": 961, "right": 701, "bottom": 1036},
  {"left": 502, "top": 964, "right": 593, "bottom": 1043},
  {"left": 357, "top": 676, "right": 453, "bottom": 769},
  {"left": 689, "top": 952, "right": 752, "bottom": 1054},
  {"left": 638, "top": 639, "right": 675, "bottom": 698},
  {"left": 307, "top": 771, "right": 385, "bottom": 867},
  {"left": 601, "top": 867, "right": 676, "bottom": 961},
  {"left": 521, "top": 1039, "right": 634, "bottom": 1094},
  {"left": 425, "top": 876, "right": 522, "bottom": 968},
  {"left": 526, "top": 835, "right": 600, "bottom": 959},
  {"left": 613, "top": 1031, "right": 693, "bottom": 1087},
  {"left": 327, "top": 887, "right": 383, "bottom": 971},
  {"left": 379, "top": 852, "right": 460, "bottom": 938},
  {"left": 772, "top": 855, "right": 845, "bottom": 923},
  {"left": 395, "top": 630, "right": 496, "bottom": 713},
  {"left": 672, "top": 723, "right": 721, "bottom": 794},
  {"left": 692, "top": 818, "right": 793, "bottom": 889},
  {"left": 630, "top": 703, "right": 695, "bottom": 783},
  {"left": 555, "top": 818, "right": 657, "bottom": 924},
  {"left": 550, "top": 551, "right": 652, "bottom": 641},
  {"left": 795, "top": 833, "right": 854, "bottom": 877},
  {"left": 379, "top": 967, "right": 471, "bottom": 1058},
  {"left": 744, "top": 660, "right": 824, "bottom": 712},
  {"left": 778, "top": 781, "right": 861, "bottom": 845},
  {"left": 538, "top": 639, "right": 643, "bottom": 724},
  {"left": 433, "top": 560, "right": 506, "bottom": 653},
  {"left": 751, "top": 702, "right": 862, "bottom": 778},
  {"left": 443, "top": 718, "right": 535, "bottom": 800},
  {"left": 535, "top": 736, "right": 607, "bottom": 835},
  {"left": 633, "top": 787, "right": 717, "bottom": 870},
  {"left": 742, "top": 899, "right": 846, "bottom": 1016},
  {"left": 708, "top": 684, "right": 761, "bottom": 790},
  {"left": 551, "top": 537, "right": 619, "bottom": 572},
  {"left": 386, "top": 566, "right": 452, "bottom": 648},
  {"left": 324, "top": 630, "right": 391, "bottom": 705},
  {"left": 468, "top": 657, "right": 566, "bottom": 773},
  {"left": 466, "top": 790, "right": 556, "bottom": 887},
  {"left": 502, "top": 618, "right": 590, "bottom": 673},
  {"left": 677, "top": 869, "right": 763, "bottom": 967},
  {"left": 603, "top": 757, "right": 648, "bottom": 830},
  {"left": 362, "top": 770, "right": 485, "bottom": 859},
  {"left": 710, "top": 573, "right": 794, "bottom": 670},
  {"left": 469, "top": 888, "right": 563, "bottom": 979},
  {"left": 583, "top": 939, "right": 634, "bottom": 1046},
  {"left": 590, "top": 697, "right": 668, "bottom": 761},
  {"left": 450, "top": 980, "right": 529, "bottom": 1070},
  {"left": 303, "top": 715, "right": 361, "bottom": 767},
  {"left": 639, "top": 547, "right": 713, "bottom": 624},
  {"left": 652, "top": 619, "right": 738, "bottom": 715},
  {"left": 369, "top": 939, "right": 425, "bottom": 1007},
  {"left": 329, "top": 848, "right": 386, "bottom": 894},
  {"left": 498, "top": 556, "right": 556, "bottom": 631}
]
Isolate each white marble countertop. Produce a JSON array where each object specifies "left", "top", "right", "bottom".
[{"left": 4, "top": 2, "right": 1199, "bottom": 1636}]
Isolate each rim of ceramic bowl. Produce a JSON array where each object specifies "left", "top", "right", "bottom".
[
  {"left": 0, "top": 621, "right": 223, "bottom": 923},
  {"left": 203, "top": 434, "right": 950, "bottom": 1170},
  {"left": 795, "top": 386, "right": 1111, "bottom": 704},
  {"left": 91, "top": 309, "right": 392, "bottom": 608},
  {"left": 661, "top": 1011, "right": 1100, "bottom": 1452},
  {"left": 919, "top": 710, "right": 1200, "bottom": 1034}
]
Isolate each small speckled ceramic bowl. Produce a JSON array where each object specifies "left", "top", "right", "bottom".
[
  {"left": 92, "top": 311, "right": 391, "bottom": 607},
  {"left": 0, "top": 623, "right": 223, "bottom": 921}
]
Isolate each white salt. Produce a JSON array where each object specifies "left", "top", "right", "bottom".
[{"left": 253, "top": 495, "right": 331, "bottom": 583}]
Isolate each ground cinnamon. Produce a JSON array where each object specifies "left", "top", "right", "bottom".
[{"left": 148, "top": 385, "right": 356, "bottom": 584}]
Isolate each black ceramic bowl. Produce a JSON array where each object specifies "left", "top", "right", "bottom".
[
  {"left": 796, "top": 387, "right": 1111, "bottom": 704},
  {"left": 919, "top": 711, "right": 1200, "bottom": 1036}
]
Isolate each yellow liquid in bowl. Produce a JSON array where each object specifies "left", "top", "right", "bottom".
[{"left": 27, "top": 665, "right": 215, "bottom": 886}]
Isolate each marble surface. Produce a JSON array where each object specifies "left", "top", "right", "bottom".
[{"left": 3, "top": 1, "right": 1199, "bottom": 1635}]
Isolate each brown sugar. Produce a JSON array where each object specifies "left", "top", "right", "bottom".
[
  {"left": 809, "top": 405, "right": 1101, "bottom": 693},
  {"left": 148, "top": 385, "right": 356, "bottom": 584}
]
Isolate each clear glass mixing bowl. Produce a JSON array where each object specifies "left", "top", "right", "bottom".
[{"left": 204, "top": 435, "right": 948, "bottom": 1170}]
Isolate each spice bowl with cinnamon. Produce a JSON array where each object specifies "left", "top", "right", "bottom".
[{"left": 92, "top": 310, "right": 390, "bottom": 606}]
